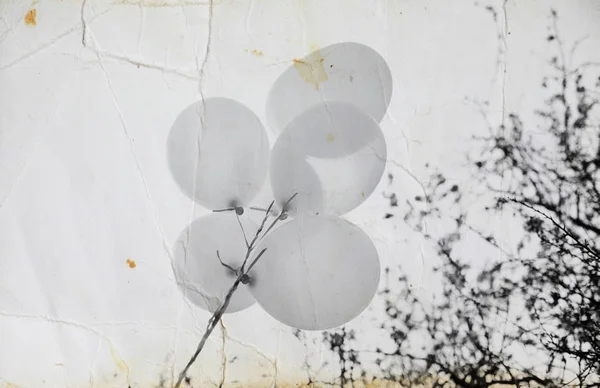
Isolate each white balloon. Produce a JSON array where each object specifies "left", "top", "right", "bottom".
[
  {"left": 270, "top": 102, "right": 387, "bottom": 216},
  {"left": 248, "top": 215, "right": 380, "bottom": 330},
  {"left": 167, "top": 97, "right": 270, "bottom": 210},
  {"left": 244, "top": 182, "right": 285, "bottom": 232},
  {"left": 266, "top": 42, "right": 393, "bottom": 135},
  {"left": 172, "top": 212, "right": 257, "bottom": 313}
]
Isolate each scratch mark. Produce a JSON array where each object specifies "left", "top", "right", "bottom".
[
  {"left": 83, "top": 36, "right": 177, "bottom": 372},
  {"left": 0, "top": 27, "right": 76, "bottom": 71},
  {"left": 0, "top": 17, "right": 13, "bottom": 44},
  {"left": 244, "top": 0, "right": 255, "bottom": 38},
  {"left": 94, "top": 50, "right": 199, "bottom": 81},
  {"left": 225, "top": 336, "right": 276, "bottom": 367},
  {"left": 500, "top": 0, "right": 508, "bottom": 129},
  {"left": 0, "top": 311, "right": 130, "bottom": 367},
  {"left": 172, "top": 0, "right": 215, "bottom": 383},
  {"left": 219, "top": 320, "right": 227, "bottom": 387},
  {"left": 197, "top": 0, "right": 213, "bottom": 94},
  {"left": 0, "top": 10, "right": 108, "bottom": 71},
  {"left": 81, "top": 0, "right": 87, "bottom": 46},
  {"left": 136, "top": 2, "right": 145, "bottom": 51},
  {"left": 89, "top": 338, "right": 101, "bottom": 387},
  {"left": 374, "top": 153, "right": 427, "bottom": 199},
  {"left": 271, "top": 327, "right": 281, "bottom": 387}
]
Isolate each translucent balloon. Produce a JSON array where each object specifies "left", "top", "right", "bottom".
[
  {"left": 244, "top": 169, "right": 282, "bottom": 218},
  {"left": 248, "top": 215, "right": 380, "bottom": 330},
  {"left": 172, "top": 212, "right": 257, "bottom": 313},
  {"left": 167, "top": 97, "right": 270, "bottom": 210},
  {"left": 270, "top": 102, "right": 387, "bottom": 216},
  {"left": 266, "top": 42, "right": 393, "bottom": 135}
]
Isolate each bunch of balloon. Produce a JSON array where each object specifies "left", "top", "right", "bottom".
[{"left": 166, "top": 42, "right": 393, "bottom": 368}]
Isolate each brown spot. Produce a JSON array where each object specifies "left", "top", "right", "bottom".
[
  {"left": 126, "top": 258, "right": 136, "bottom": 268},
  {"left": 293, "top": 49, "right": 328, "bottom": 90},
  {"left": 24, "top": 9, "right": 36, "bottom": 26},
  {"left": 244, "top": 49, "right": 264, "bottom": 56}
]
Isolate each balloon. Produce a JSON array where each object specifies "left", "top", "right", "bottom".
[
  {"left": 266, "top": 42, "right": 393, "bottom": 135},
  {"left": 244, "top": 169, "right": 282, "bottom": 221},
  {"left": 270, "top": 102, "right": 387, "bottom": 216},
  {"left": 247, "top": 215, "right": 380, "bottom": 330},
  {"left": 167, "top": 97, "right": 270, "bottom": 210},
  {"left": 172, "top": 212, "right": 257, "bottom": 313}
]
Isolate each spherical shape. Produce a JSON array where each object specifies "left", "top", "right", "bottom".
[
  {"left": 248, "top": 215, "right": 381, "bottom": 330},
  {"left": 270, "top": 102, "right": 387, "bottom": 216},
  {"left": 172, "top": 212, "right": 257, "bottom": 313},
  {"left": 167, "top": 97, "right": 270, "bottom": 210},
  {"left": 266, "top": 42, "right": 393, "bottom": 135}
]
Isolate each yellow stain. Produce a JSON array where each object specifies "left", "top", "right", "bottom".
[
  {"left": 110, "top": 346, "right": 129, "bottom": 373},
  {"left": 126, "top": 258, "right": 136, "bottom": 269},
  {"left": 326, "top": 133, "right": 335, "bottom": 142},
  {"left": 1, "top": 383, "right": 23, "bottom": 388},
  {"left": 244, "top": 49, "right": 264, "bottom": 56},
  {"left": 361, "top": 191, "right": 366, "bottom": 198},
  {"left": 24, "top": 9, "right": 36, "bottom": 26},
  {"left": 293, "top": 49, "right": 328, "bottom": 90}
]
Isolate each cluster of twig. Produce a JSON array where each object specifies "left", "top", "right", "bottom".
[
  {"left": 175, "top": 193, "right": 297, "bottom": 388},
  {"left": 318, "top": 8, "right": 600, "bottom": 388}
]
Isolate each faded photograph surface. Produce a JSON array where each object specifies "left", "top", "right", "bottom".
[{"left": 1, "top": 0, "right": 599, "bottom": 387}]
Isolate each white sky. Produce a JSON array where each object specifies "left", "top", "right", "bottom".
[{"left": 1, "top": 0, "right": 600, "bottom": 386}]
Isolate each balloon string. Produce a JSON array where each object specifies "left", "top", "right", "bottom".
[{"left": 174, "top": 194, "right": 297, "bottom": 387}]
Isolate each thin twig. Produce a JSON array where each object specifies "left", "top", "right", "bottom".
[
  {"left": 283, "top": 192, "right": 299, "bottom": 209},
  {"left": 216, "top": 250, "right": 237, "bottom": 274},
  {"left": 246, "top": 248, "right": 268, "bottom": 273},
  {"left": 261, "top": 193, "right": 298, "bottom": 238},
  {"left": 174, "top": 275, "right": 244, "bottom": 388},
  {"left": 508, "top": 198, "right": 599, "bottom": 259},
  {"left": 174, "top": 194, "right": 297, "bottom": 387},
  {"left": 249, "top": 206, "right": 270, "bottom": 212},
  {"left": 240, "top": 200, "right": 276, "bottom": 273},
  {"left": 235, "top": 213, "right": 250, "bottom": 249},
  {"left": 213, "top": 207, "right": 235, "bottom": 213}
]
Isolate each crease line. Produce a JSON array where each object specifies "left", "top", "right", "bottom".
[
  {"left": 0, "top": 10, "right": 109, "bottom": 71},
  {"left": 87, "top": 30, "right": 176, "bottom": 317}
]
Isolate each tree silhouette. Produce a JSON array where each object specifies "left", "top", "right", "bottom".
[{"left": 322, "top": 9, "right": 600, "bottom": 387}]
